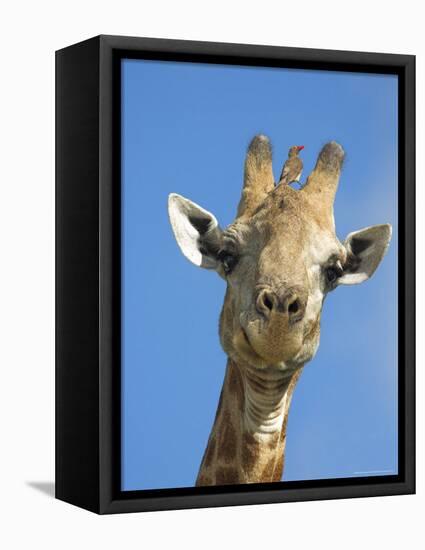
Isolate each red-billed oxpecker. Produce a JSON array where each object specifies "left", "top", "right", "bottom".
[{"left": 279, "top": 145, "right": 305, "bottom": 187}]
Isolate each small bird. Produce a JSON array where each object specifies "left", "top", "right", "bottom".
[{"left": 279, "top": 145, "right": 305, "bottom": 187}]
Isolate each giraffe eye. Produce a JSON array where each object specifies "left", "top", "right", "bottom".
[
  {"left": 325, "top": 263, "right": 343, "bottom": 284},
  {"left": 218, "top": 252, "right": 238, "bottom": 275}
]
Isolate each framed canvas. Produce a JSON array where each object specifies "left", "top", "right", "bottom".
[{"left": 56, "top": 35, "right": 415, "bottom": 514}]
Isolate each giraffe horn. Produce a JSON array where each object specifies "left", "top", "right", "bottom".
[
  {"left": 302, "top": 141, "right": 345, "bottom": 211},
  {"left": 236, "top": 135, "right": 275, "bottom": 219}
]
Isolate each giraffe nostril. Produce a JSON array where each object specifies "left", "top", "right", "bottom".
[
  {"left": 256, "top": 289, "right": 276, "bottom": 317},
  {"left": 263, "top": 294, "right": 274, "bottom": 311},
  {"left": 288, "top": 297, "right": 300, "bottom": 315},
  {"left": 285, "top": 292, "right": 306, "bottom": 322}
]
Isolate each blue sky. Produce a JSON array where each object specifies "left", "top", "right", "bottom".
[{"left": 121, "top": 59, "right": 398, "bottom": 491}]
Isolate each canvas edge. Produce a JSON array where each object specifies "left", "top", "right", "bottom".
[{"left": 55, "top": 34, "right": 415, "bottom": 515}]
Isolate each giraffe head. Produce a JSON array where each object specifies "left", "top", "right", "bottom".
[{"left": 168, "top": 135, "right": 391, "bottom": 371}]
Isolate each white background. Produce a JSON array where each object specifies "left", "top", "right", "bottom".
[{"left": 0, "top": 1, "right": 422, "bottom": 548}]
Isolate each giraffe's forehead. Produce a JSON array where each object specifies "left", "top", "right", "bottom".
[
  {"left": 251, "top": 185, "right": 329, "bottom": 238},
  {"left": 225, "top": 184, "right": 344, "bottom": 274},
  {"left": 239, "top": 205, "right": 335, "bottom": 256},
  {"left": 254, "top": 183, "right": 306, "bottom": 220}
]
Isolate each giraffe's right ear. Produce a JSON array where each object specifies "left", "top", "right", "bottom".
[{"left": 168, "top": 193, "right": 223, "bottom": 270}]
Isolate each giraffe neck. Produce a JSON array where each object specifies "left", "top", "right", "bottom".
[{"left": 196, "top": 359, "right": 302, "bottom": 486}]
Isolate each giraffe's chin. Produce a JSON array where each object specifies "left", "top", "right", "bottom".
[
  {"left": 232, "top": 327, "right": 303, "bottom": 369},
  {"left": 231, "top": 314, "right": 321, "bottom": 370}
]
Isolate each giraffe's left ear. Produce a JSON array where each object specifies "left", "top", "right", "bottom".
[{"left": 338, "top": 224, "right": 392, "bottom": 285}]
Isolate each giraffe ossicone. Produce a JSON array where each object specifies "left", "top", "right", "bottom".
[{"left": 168, "top": 135, "right": 392, "bottom": 486}]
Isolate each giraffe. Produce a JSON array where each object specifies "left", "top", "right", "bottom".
[{"left": 168, "top": 135, "right": 392, "bottom": 486}]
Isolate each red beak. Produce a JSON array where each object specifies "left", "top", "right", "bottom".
[{"left": 297, "top": 145, "right": 305, "bottom": 151}]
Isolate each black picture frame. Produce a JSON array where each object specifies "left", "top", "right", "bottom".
[{"left": 56, "top": 35, "right": 415, "bottom": 514}]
